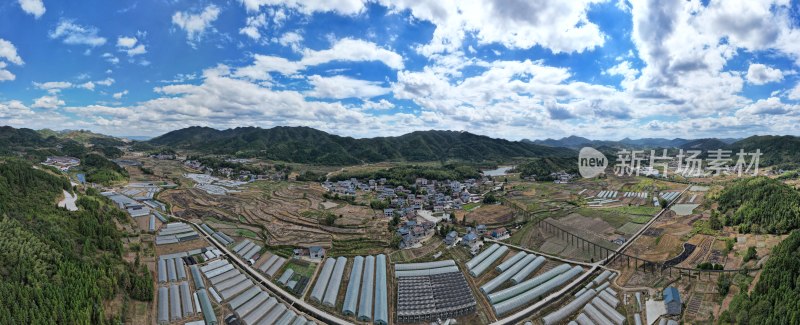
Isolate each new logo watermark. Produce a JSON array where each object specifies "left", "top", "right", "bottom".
[
  {"left": 577, "top": 147, "right": 762, "bottom": 178},
  {"left": 578, "top": 147, "right": 608, "bottom": 178}
]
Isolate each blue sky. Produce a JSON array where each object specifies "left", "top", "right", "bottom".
[{"left": 1, "top": 0, "right": 800, "bottom": 140}]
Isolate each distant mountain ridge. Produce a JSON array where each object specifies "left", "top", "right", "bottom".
[
  {"left": 526, "top": 135, "right": 739, "bottom": 149},
  {"left": 148, "top": 126, "right": 575, "bottom": 165}
]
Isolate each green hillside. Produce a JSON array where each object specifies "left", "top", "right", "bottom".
[
  {"left": 715, "top": 177, "right": 800, "bottom": 234},
  {"left": 724, "top": 230, "right": 800, "bottom": 324},
  {"left": 0, "top": 159, "right": 151, "bottom": 323},
  {"left": 0, "top": 126, "right": 127, "bottom": 185},
  {"left": 148, "top": 126, "right": 575, "bottom": 164},
  {"left": 728, "top": 135, "right": 800, "bottom": 169}
]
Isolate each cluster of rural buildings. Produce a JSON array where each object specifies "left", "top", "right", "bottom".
[
  {"left": 42, "top": 156, "right": 80, "bottom": 171},
  {"left": 102, "top": 182, "right": 171, "bottom": 232},
  {"left": 183, "top": 160, "right": 287, "bottom": 182},
  {"left": 323, "top": 177, "right": 492, "bottom": 216},
  {"left": 444, "top": 225, "right": 509, "bottom": 252}
]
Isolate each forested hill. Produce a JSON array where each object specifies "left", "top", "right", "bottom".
[
  {"left": 728, "top": 135, "right": 800, "bottom": 169},
  {"left": 0, "top": 125, "right": 58, "bottom": 155},
  {"left": 0, "top": 126, "right": 128, "bottom": 185},
  {"left": 724, "top": 229, "right": 800, "bottom": 324},
  {"left": 148, "top": 126, "right": 575, "bottom": 164},
  {"left": 528, "top": 134, "right": 800, "bottom": 168},
  {"left": 715, "top": 177, "right": 800, "bottom": 234},
  {"left": 0, "top": 159, "right": 152, "bottom": 323}
]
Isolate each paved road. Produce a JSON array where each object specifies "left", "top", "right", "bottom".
[{"left": 183, "top": 217, "right": 353, "bottom": 325}]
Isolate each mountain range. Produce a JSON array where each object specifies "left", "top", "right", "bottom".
[
  {"left": 4, "top": 125, "right": 800, "bottom": 168},
  {"left": 525, "top": 135, "right": 740, "bottom": 149},
  {"left": 147, "top": 126, "right": 574, "bottom": 165}
]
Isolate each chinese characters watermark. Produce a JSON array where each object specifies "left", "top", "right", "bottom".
[{"left": 578, "top": 147, "right": 762, "bottom": 178}]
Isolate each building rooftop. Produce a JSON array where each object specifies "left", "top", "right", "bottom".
[{"left": 664, "top": 286, "right": 681, "bottom": 304}]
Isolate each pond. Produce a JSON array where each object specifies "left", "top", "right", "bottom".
[{"left": 482, "top": 166, "right": 515, "bottom": 177}]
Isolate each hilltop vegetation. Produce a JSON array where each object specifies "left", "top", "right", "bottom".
[
  {"left": 148, "top": 126, "right": 574, "bottom": 165},
  {"left": 723, "top": 230, "right": 800, "bottom": 324},
  {"left": 513, "top": 157, "right": 577, "bottom": 179},
  {"left": 82, "top": 153, "right": 128, "bottom": 185},
  {"left": 715, "top": 177, "right": 800, "bottom": 234},
  {"left": 0, "top": 159, "right": 151, "bottom": 323},
  {"left": 728, "top": 135, "right": 800, "bottom": 169},
  {"left": 328, "top": 164, "right": 482, "bottom": 187}
]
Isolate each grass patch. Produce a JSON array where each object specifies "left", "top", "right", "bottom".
[
  {"left": 630, "top": 216, "right": 652, "bottom": 224},
  {"left": 283, "top": 259, "right": 317, "bottom": 279},
  {"left": 463, "top": 202, "right": 480, "bottom": 211},
  {"left": 577, "top": 208, "right": 631, "bottom": 228},
  {"left": 506, "top": 222, "right": 534, "bottom": 246},
  {"left": 330, "top": 238, "right": 387, "bottom": 256},
  {"left": 205, "top": 216, "right": 237, "bottom": 227},
  {"left": 618, "top": 222, "right": 643, "bottom": 235},
  {"left": 688, "top": 220, "right": 718, "bottom": 237},
  {"left": 236, "top": 228, "right": 259, "bottom": 239},
  {"left": 605, "top": 205, "right": 660, "bottom": 216},
  {"left": 267, "top": 245, "right": 296, "bottom": 258}
]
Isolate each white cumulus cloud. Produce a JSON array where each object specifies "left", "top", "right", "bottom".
[
  {"left": 18, "top": 0, "right": 45, "bottom": 19},
  {"left": 234, "top": 38, "right": 403, "bottom": 80},
  {"left": 172, "top": 5, "right": 220, "bottom": 46},
  {"left": 32, "top": 95, "right": 65, "bottom": 109},
  {"left": 240, "top": 0, "right": 367, "bottom": 15},
  {"left": 49, "top": 19, "right": 107, "bottom": 47},
  {"left": 113, "top": 90, "right": 129, "bottom": 99},
  {"left": 239, "top": 14, "right": 267, "bottom": 40},
  {"left": 307, "top": 75, "right": 390, "bottom": 99},
  {"left": 746, "top": 63, "right": 784, "bottom": 85}
]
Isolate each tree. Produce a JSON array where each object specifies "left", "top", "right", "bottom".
[
  {"left": 370, "top": 199, "right": 388, "bottom": 210},
  {"left": 710, "top": 211, "right": 722, "bottom": 230},
  {"left": 390, "top": 234, "right": 402, "bottom": 249},
  {"left": 323, "top": 213, "right": 336, "bottom": 226},
  {"left": 717, "top": 274, "right": 732, "bottom": 296},
  {"left": 724, "top": 237, "right": 734, "bottom": 252},
  {"left": 388, "top": 215, "right": 400, "bottom": 231},
  {"left": 483, "top": 193, "right": 497, "bottom": 204},
  {"left": 742, "top": 246, "right": 757, "bottom": 262}
]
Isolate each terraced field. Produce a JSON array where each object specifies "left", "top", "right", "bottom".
[{"left": 160, "top": 180, "right": 391, "bottom": 250}]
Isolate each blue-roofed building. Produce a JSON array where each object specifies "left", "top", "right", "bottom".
[
  {"left": 76, "top": 173, "right": 86, "bottom": 184},
  {"left": 461, "top": 233, "right": 478, "bottom": 246},
  {"left": 664, "top": 286, "right": 682, "bottom": 315},
  {"left": 444, "top": 231, "right": 458, "bottom": 246},
  {"left": 309, "top": 246, "right": 326, "bottom": 259}
]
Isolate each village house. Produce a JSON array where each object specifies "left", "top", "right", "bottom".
[
  {"left": 461, "top": 232, "right": 478, "bottom": 246},
  {"left": 491, "top": 227, "right": 509, "bottom": 238},
  {"left": 309, "top": 246, "right": 326, "bottom": 259},
  {"left": 293, "top": 246, "right": 326, "bottom": 259},
  {"left": 444, "top": 231, "right": 458, "bottom": 246},
  {"left": 664, "top": 286, "right": 682, "bottom": 315}
]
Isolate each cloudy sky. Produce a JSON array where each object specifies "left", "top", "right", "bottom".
[{"left": 1, "top": 0, "right": 800, "bottom": 140}]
